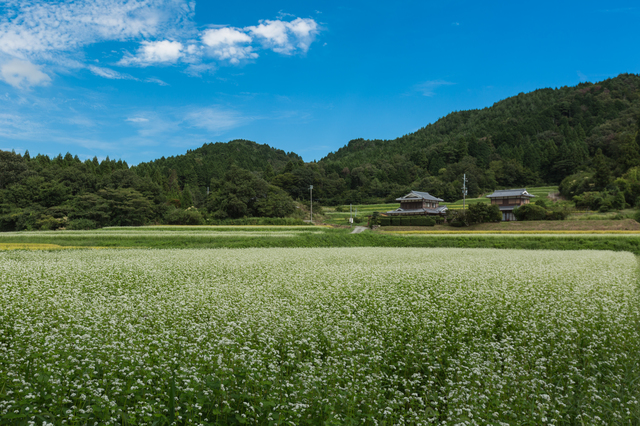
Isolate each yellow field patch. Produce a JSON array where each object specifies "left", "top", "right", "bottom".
[{"left": 386, "top": 230, "right": 640, "bottom": 235}]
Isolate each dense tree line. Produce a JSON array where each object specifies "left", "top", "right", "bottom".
[
  {"left": 0, "top": 143, "right": 301, "bottom": 231},
  {"left": 2, "top": 74, "right": 640, "bottom": 230}
]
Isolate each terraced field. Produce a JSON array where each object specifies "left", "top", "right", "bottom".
[{"left": 323, "top": 186, "right": 559, "bottom": 224}]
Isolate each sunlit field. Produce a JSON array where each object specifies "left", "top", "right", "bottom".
[{"left": 1, "top": 248, "right": 639, "bottom": 425}]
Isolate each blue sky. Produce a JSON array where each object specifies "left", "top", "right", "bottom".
[{"left": 0, "top": 0, "right": 639, "bottom": 164}]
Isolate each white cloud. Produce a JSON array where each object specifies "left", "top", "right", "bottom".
[
  {"left": 247, "top": 18, "right": 319, "bottom": 54},
  {"left": 127, "top": 117, "right": 149, "bottom": 122},
  {"left": 119, "top": 40, "right": 183, "bottom": 66},
  {"left": 202, "top": 27, "right": 251, "bottom": 47},
  {"left": 415, "top": 80, "right": 455, "bottom": 97},
  {"left": 201, "top": 27, "right": 256, "bottom": 64},
  {"left": 0, "top": 59, "right": 51, "bottom": 88}
]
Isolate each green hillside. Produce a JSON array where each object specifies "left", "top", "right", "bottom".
[{"left": 314, "top": 74, "right": 640, "bottom": 204}]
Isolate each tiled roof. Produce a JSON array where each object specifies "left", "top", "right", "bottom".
[
  {"left": 395, "top": 190, "right": 444, "bottom": 202},
  {"left": 386, "top": 206, "right": 448, "bottom": 215},
  {"left": 486, "top": 189, "right": 535, "bottom": 198}
]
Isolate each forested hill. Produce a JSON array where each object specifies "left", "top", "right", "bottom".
[
  {"left": 134, "top": 139, "right": 301, "bottom": 189},
  {"left": 318, "top": 73, "right": 640, "bottom": 200}
]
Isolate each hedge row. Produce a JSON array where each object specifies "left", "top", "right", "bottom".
[{"left": 378, "top": 216, "right": 436, "bottom": 226}]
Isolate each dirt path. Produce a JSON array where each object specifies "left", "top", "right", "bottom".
[{"left": 351, "top": 226, "right": 368, "bottom": 234}]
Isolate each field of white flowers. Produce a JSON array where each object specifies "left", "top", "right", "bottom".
[{"left": 1, "top": 247, "right": 639, "bottom": 425}]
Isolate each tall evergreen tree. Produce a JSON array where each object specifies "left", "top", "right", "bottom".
[{"left": 592, "top": 148, "right": 611, "bottom": 190}]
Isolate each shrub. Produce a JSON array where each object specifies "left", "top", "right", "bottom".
[
  {"left": 448, "top": 210, "right": 469, "bottom": 227},
  {"left": 67, "top": 218, "right": 97, "bottom": 230},
  {"left": 391, "top": 217, "right": 402, "bottom": 226},
  {"left": 164, "top": 208, "right": 204, "bottom": 225},
  {"left": 400, "top": 216, "right": 412, "bottom": 226},
  {"left": 378, "top": 216, "right": 390, "bottom": 226},
  {"left": 369, "top": 212, "right": 381, "bottom": 228},
  {"left": 335, "top": 206, "right": 345, "bottom": 212},
  {"left": 546, "top": 210, "right": 568, "bottom": 221},
  {"left": 513, "top": 204, "right": 547, "bottom": 221},
  {"left": 410, "top": 216, "right": 436, "bottom": 226},
  {"left": 467, "top": 203, "right": 502, "bottom": 224},
  {"left": 35, "top": 215, "right": 66, "bottom": 230}
]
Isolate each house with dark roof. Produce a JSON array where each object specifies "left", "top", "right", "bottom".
[
  {"left": 386, "top": 191, "right": 448, "bottom": 217},
  {"left": 486, "top": 188, "right": 535, "bottom": 221}
]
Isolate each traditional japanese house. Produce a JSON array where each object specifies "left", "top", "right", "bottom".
[
  {"left": 386, "top": 191, "right": 448, "bottom": 216},
  {"left": 485, "top": 188, "right": 535, "bottom": 221}
]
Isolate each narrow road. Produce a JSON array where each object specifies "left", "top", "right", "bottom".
[{"left": 351, "top": 226, "right": 368, "bottom": 234}]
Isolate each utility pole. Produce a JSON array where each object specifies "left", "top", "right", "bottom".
[
  {"left": 462, "top": 173, "right": 468, "bottom": 210},
  {"left": 309, "top": 185, "right": 313, "bottom": 223},
  {"left": 350, "top": 203, "right": 353, "bottom": 228}
]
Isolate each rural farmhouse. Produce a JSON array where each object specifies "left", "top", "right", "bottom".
[
  {"left": 486, "top": 188, "right": 535, "bottom": 221},
  {"left": 386, "top": 191, "right": 448, "bottom": 217}
]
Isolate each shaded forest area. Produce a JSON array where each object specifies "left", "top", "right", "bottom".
[{"left": 1, "top": 74, "right": 640, "bottom": 230}]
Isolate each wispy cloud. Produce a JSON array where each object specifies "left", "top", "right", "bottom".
[
  {"left": 126, "top": 117, "right": 149, "bottom": 123},
  {"left": 598, "top": 7, "right": 638, "bottom": 13},
  {"left": 88, "top": 65, "right": 136, "bottom": 80},
  {"left": 577, "top": 71, "right": 588, "bottom": 82},
  {"left": 185, "top": 107, "right": 250, "bottom": 133},
  {"left": 0, "top": 0, "right": 195, "bottom": 59},
  {"left": 145, "top": 77, "right": 168, "bottom": 86},
  {"left": 414, "top": 80, "right": 455, "bottom": 97},
  {"left": 89, "top": 65, "right": 167, "bottom": 85}
]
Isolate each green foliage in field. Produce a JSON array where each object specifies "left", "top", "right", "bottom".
[
  {"left": 1, "top": 248, "right": 639, "bottom": 424},
  {"left": 3, "top": 226, "right": 640, "bottom": 255}
]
